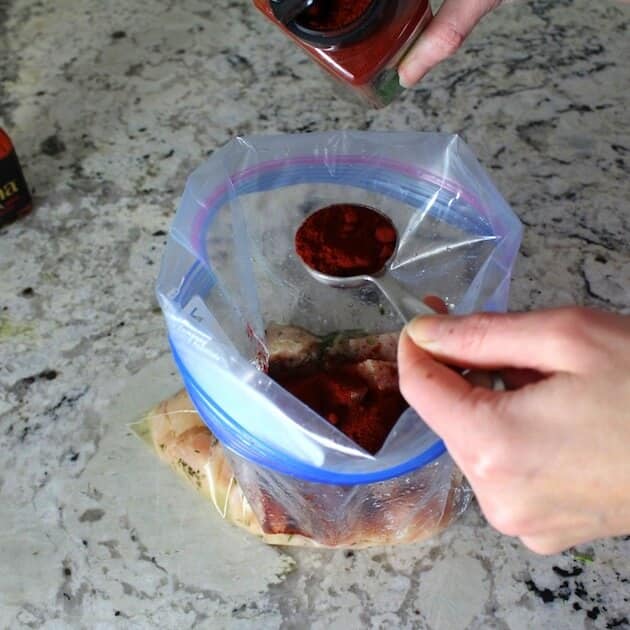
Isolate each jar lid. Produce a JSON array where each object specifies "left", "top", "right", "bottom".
[
  {"left": 273, "top": 0, "right": 388, "bottom": 48},
  {"left": 270, "top": 0, "right": 315, "bottom": 24}
]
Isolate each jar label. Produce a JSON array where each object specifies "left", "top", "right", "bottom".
[{"left": 0, "top": 148, "right": 32, "bottom": 224}]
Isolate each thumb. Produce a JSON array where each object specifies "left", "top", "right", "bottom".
[
  {"left": 399, "top": 0, "right": 500, "bottom": 87},
  {"left": 398, "top": 330, "right": 506, "bottom": 452},
  {"left": 404, "top": 308, "right": 588, "bottom": 374}
]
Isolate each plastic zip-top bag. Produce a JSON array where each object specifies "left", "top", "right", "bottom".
[{"left": 152, "top": 131, "right": 522, "bottom": 547}]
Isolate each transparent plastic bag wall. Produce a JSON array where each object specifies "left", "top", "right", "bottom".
[
  {"left": 227, "top": 450, "right": 471, "bottom": 547},
  {"left": 136, "top": 388, "right": 472, "bottom": 548},
  {"left": 157, "top": 131, "right": 522, "bottom": 487}
]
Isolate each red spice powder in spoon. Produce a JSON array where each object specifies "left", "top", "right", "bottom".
[{"left": 295, "top": 203, "right": 397, "bottom": 278}]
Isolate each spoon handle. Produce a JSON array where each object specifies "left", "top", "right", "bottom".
[
  {"left": 370, "top": 274, "right": 504, "bottom": 391},
  {"left": 370, "top": 274, "right": 435, "bottom": 323}
]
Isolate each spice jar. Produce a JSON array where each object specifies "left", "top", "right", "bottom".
[
  {"left": 0, "top": 128, "right": 32, "bottom": 227},
  {"left": 253, "top": 0, "right": 433, "bottom": 107}
]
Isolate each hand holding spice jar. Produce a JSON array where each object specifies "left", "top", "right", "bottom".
[
  {"left": 398, "top": 0, "right": 507, "bottom": 87},
  {"left": 253, "top": 0, "right": 434, "bottom": 107},
  {"left": 399, "top": 0, "right": 630, "bottom": 86}
]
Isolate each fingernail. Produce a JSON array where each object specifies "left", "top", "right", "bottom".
[
  {"left": 399, "top": 38, "right": 431, "bottom": 88},
  {"left": 398, "top": 67, "right": 413, "bottom": 89},
  {"left": 405, "top": 315, "right": 446, "bottom": 349},
  {"left": 399, "top": 65, "right": 429, "bottom": 89}
]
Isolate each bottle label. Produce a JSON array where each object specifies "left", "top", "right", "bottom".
[{"left": 0, "top": 148, "right": 32, "bottom": 224}]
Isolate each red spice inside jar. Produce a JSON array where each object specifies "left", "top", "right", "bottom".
[
  {"left": 295, "top": 203, "right": 397, "bottom": 277},
  {"left": 296, "top": 0, "right": 375, "bottom": 32}
]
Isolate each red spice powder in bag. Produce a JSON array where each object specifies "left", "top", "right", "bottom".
[
  {"left": 277, "top": 364, "right": 407, "bottom": 455},
  {"left": 270, "top": 297, "right": 448, "bottom": 454}
]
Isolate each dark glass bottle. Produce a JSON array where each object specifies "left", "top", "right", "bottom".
[
  {"left": 253, "top": 0, "right": 433, "bottom": 107},
  {"left": 0, "top": 129, "right": 32, "bottom": 227}
]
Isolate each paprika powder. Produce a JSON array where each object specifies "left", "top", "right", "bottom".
[
  {"left": 0, "top": 128, "right": 32, "bottom": 227},
  {"left": 268, "top": 325, "right": 409, "bottom": 455},
  {"left": 268, "top": 298, "right": 448, "bottom": 454},
  {"left": 276, "top": 362, "right": 407, "bottom": 455},
  {"left": 295, "top": 203, "right": 397, "bottom": 277},
  {"left": 253, "top": 0, "right": 433, "bottom": 107}
]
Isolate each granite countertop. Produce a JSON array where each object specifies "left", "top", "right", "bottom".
[{"left": 1, "top": 0, "right": 629, "bottom": 628}]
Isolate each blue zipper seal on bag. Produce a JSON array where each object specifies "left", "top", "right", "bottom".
[{"left": 163, "top": 149, "right": 519, "bottom": 485}]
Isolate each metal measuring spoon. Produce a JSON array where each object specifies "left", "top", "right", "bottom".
[
  {"left": 296, "top": 204, "right": 502, "bottom": 390},
  {"left": 296, "top": 204, "right": 434, "bottom": 323},
  {"left": 303, "top": 262, "right": 501, "bottom": 390},
  {"left": 303, "top": 261, "right": 435, "bottom": 324}
]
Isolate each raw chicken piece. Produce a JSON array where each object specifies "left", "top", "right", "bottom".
[
  {"left": 325, "top": 331, "right": 399, "bottom": 363},
  {"left": 354, "top": 359, "right": 399, "bottom": 392},
  {"left": 137, "top": 320, "right": 469, "bottom": 548},
  {"left": 266, "top": 323, "right": 320, "bottom": 369}
]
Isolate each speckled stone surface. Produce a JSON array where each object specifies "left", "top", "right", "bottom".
[{"left": 1, "top": 0, "right": 629, "bottom": 628}]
